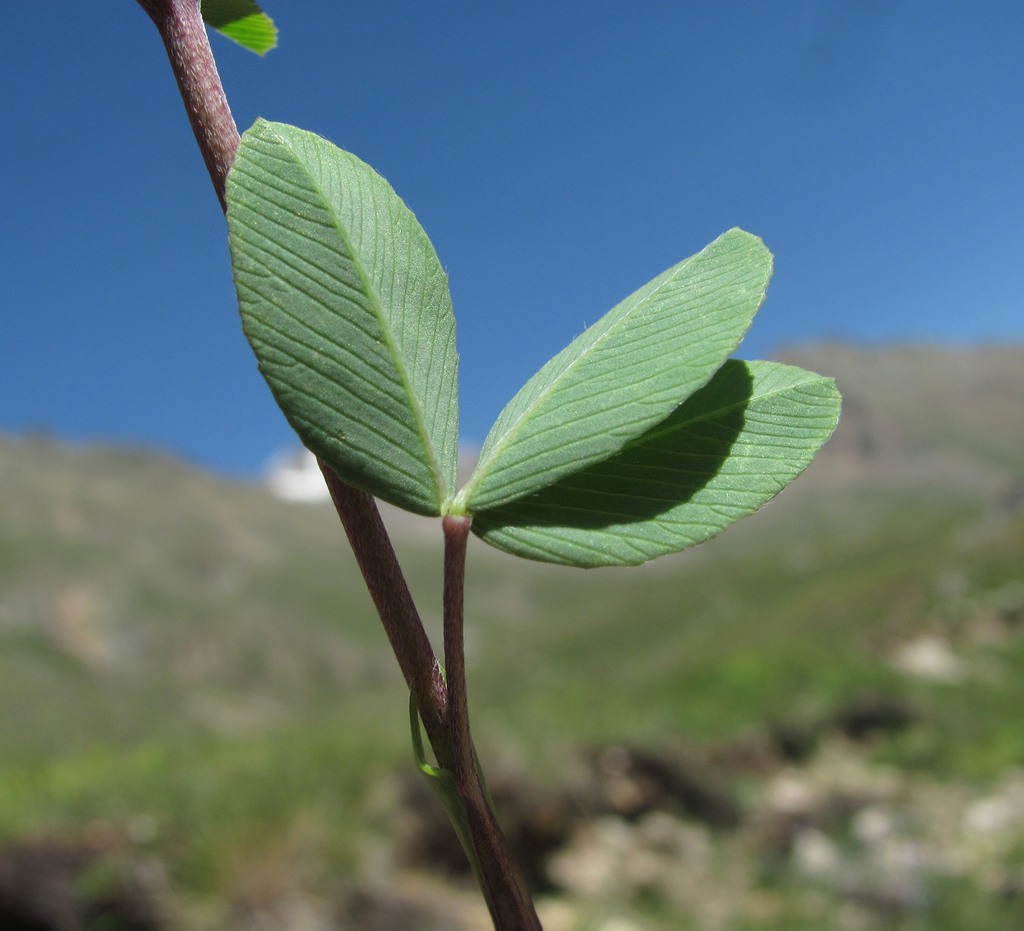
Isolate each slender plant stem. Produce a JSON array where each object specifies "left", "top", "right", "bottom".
[
  {"left": 441, "top": 516, "right": 474, "bottom": 781},
  {"left": 321, "top": 465, "right": 451, "bottom": 759},
  {"left": 135, "top": 3, "right": 541, "bottom": 925},
  {"left": 443, "top": 516, "right": 541, "bottom": 930},
  {"left": 136, "top": 0, "right": 239, "bottom": 210}
]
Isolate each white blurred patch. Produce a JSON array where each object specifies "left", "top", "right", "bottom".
[
  {"left": 265, "top": 449, "right": 329, "bottom": 503},
  {"left": 891, "top": 635, "right": 967, "bottom": 683}
]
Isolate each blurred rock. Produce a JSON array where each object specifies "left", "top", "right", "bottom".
[
  {"left": 831, "top": 693, "right": 919, "bottom": 738},
  {"left": 588, "top": 744, "right": 741, "bottom": 829},
  {"left": 0, "top": 832, "right": 167, "bottom": 931},
  {"left": 546, "top": 811, "right": 714, "bottom": 908},
  {"left": 337, "top": 883, "right": 466, "bottom": 931},
  {"left": 891, "top": 635, "right": 968, "bottom": 683}
]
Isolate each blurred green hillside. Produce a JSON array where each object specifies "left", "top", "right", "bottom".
[{"left": 1, "top": 343, "right": 1022, "bottom": 930}]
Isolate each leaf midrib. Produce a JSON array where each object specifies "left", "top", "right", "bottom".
[
  {"left": 459, "top": 247, "right": 714, "bottom": 510},
  {"left": 268, "top": 125, "right": 448, "bottom": 508}
]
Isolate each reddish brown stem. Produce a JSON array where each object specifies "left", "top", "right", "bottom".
[
  {"left": 442, "top": 515, "right": 473, "bottom": 779},
  {"left": 443, "top": 516, "right": 541, "bottom": 930},
  {"left": 322, "top": 465, "right": 451, "bottom": 759},
  {"left": 136, "top": 0, "right": 239, "bottom": 209}
]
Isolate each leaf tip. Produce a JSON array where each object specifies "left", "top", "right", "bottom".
[{"left": 202, "top": 0, "right": 278, "bottom": 56}]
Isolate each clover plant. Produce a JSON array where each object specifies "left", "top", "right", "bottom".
[{"left": 133, "top": 2, "right": 841, "bottom": 927}]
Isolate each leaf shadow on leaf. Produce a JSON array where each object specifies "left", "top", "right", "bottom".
[
  {"left": 472, "top": 360, "right": 754, "bottom": 533},
  {"left": 460, "top": 229, "right": 771, "bottom": 514}
]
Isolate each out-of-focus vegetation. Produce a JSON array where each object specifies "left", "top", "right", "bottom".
[{"left": 1, "top": 343, "right": 1022, "bottom": 929}]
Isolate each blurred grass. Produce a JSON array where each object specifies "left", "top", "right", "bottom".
[
  {"left": 0, "top": 714, "right": 403, "bottom": 891},
  {"left": 1, "top": 344, "right": 1022, "bottom": 925}
]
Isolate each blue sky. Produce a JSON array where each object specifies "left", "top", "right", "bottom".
[{"left": 3, "top": 3, "right": 1022, "bottom": 476}]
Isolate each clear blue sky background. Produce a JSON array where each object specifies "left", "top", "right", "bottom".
[{"left": 3, "top": 3, "right": 1022, "bottom": 476}]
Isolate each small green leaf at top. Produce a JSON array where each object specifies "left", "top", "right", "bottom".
[
  {"left": 202, "top": 0, "right": 277, "bottom": 55},
  {"left": 455, "top": 229, "right": 772, "bottom": 514},
  {"left": 470, "top": 360, "right": 841, "bottom": 567},
  {"left": 227, "top": 120, "right": 459, "bottom": 516}
]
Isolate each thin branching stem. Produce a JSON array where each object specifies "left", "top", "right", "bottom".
[{"left": 443, "top": 516, "right": 541, "bottom": 930}]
